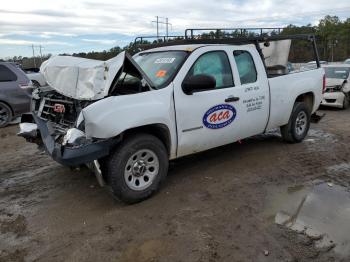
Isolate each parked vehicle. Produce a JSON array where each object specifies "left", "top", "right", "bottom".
[
  {"left": 321, "top": 64, "right": 350, "bottom": 109},
  {"left": 23, "top": 68, "right": 47, "bottom": 88},
  {"left": 0, "top": 62, "right": 32, "bottom": 127},
  {"left": 300, "top": 60, "right": 327, "bottom": 71},
  {"left": 345, "top": 59, "right": 350, "bottom": 64},
  {"left": 19, "top": 33, "right": 324, "bottom": 203}
]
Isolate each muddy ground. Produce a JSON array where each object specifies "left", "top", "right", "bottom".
[{"left": 1, "top": 108, "right": 350, "bottom": 262}]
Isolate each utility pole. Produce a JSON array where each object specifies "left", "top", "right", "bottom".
[
  {"left": 152, "top": 16, "right": 160, "bottom": 39},
  {"left": 39, "top": 45, "right": 43, "bottom": 63},
  {"left": 156, "top": 16, "right": 159, "bottom": 38},
  {"left": 152, "top": 17, "right": 172, "bottom": 40},
  {"left": 31, "top": 44, "right": 37, "bottom": 68},
  {"left": 166, "top": 17, "right": 169, "bottom": 39}
]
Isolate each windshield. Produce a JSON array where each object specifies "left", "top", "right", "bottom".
[
  {"left": 324, "top": 67, "right": 350, "bottom": 79},
  {"left": 133, "top": 51, "right": 188, "bottom": 89}
]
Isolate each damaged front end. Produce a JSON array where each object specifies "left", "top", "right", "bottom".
[
  {"left": 18, "top": 88, "right": 118, "bottom": 167},
  {"left": 18, "top": 51, "right": 148, "bottom": 167}
]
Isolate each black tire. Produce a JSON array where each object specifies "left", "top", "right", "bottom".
[
  {"left": 107, "top": 133, "right": 168, "bottom": 204},
  {"left": 0, "top": 102, "right": 13, "bottom": 128},
  {"left": 280, "top": 102, "right": 311, "bottom": 143}
]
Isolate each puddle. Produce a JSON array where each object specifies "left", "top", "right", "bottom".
[{"left": 266, "top": 181, "right": 350, "bottom": 257}]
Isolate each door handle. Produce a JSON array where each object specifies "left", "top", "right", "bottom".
[{"left": 225, "top": 96, "right": 240, "bottom": 102}]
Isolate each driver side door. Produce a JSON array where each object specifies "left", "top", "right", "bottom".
[{"left": 173, "top": 46, "right": 245, "bottom": 157}]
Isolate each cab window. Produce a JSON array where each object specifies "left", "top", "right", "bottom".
[
  {"left": 187, "top": 51, "right": 234, "bottom": 89},
  {"left": 233, "top": 50, "right": 257, "bottom": 84}
]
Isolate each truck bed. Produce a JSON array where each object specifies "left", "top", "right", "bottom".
[{"left": 266, "top": 68, "right": 324, "bottom": 130}]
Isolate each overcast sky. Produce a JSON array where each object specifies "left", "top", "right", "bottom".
[{"left": 1, "top": 0, "right": 349, "bottom": 58}]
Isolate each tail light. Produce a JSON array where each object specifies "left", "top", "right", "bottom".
[{"left": 322, "top": 74, "right": 326, "bottom": 94}]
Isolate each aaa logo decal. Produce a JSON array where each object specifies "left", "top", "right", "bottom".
[{"left": 203, "top": 104, "right": 237, "bottom": 129}]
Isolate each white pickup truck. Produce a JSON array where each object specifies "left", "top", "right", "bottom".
[{"left": 19, "top": 34, "right": 324, "bottom": 203}]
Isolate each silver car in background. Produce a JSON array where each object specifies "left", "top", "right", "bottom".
[
  {"left": 0, "top": 62, "right": 33, "bottom": 127},
  {"left": 321, "top": 64, "right": 350, "bottom": 109}
]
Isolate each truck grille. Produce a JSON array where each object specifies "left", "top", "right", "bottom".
[{"left": 38, "top": 95, "right": 77, "bottom": 132}]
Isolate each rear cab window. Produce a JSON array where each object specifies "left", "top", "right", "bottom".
[
  {"left": 0, "top": 65, "right": 18, "bottom": 82},
  {"left": 185, "top": 51, "right": 234, "bottom": 90},
  {"left": 233, "top": 50, "right": 257, "bottom": 85}
]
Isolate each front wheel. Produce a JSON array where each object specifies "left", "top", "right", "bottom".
[
  {"left": 280, "top": 102, "right": 311, "bottom": 143},
  {"left": 107, "top": 133, "right": 169, "bottom": 204},
  {"left": 0, "top": 102, "right": 13, "bottom": 128}
]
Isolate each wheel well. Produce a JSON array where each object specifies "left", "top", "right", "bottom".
[
  {"left": 295, "top": 92, "right": 314, "bottom": 112},
  {"left": 0, "top": 100, "right": 14, "bottom": 116},
  {"left": 122, "top": 124, "right": 172, "bottom": 156}
]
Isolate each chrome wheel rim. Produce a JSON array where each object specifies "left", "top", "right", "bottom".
[
  {"left": 0, "top": 105, "right": 9, "bottom": 126},
  {"left": 295, "top": 111, "right": 307, "bottom": 136},
  {"left": 124, "top": 149, "right": 159, "bottom": 191}
]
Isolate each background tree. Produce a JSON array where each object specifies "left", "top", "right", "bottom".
[{"left": 4, "top": 15, "right": 350, "bottom": 68}]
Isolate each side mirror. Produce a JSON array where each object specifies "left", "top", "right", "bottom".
[{"left": 182, "top": 74, "right": 216, "bottom": 95}]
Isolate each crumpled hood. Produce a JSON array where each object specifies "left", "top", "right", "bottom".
[
  {"left": 326, "top": 78, "right": 346, "bottom": 87},
  {"left": 40, "top": 52, "right": 126, "bottom": 101}
]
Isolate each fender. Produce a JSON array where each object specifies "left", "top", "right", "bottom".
[{"left": 80, "top": 85, "right": 178, "bottom": 158}]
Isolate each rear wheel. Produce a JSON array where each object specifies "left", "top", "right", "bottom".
[
  {"left": 107, "top": 133, "right": 168, "bottom": 204},
  {"left": 280, "top": 102, "right": 310, "bottom": 143},
  {"left": 0, "top": 102, "right": 12, "bottom": 128}
]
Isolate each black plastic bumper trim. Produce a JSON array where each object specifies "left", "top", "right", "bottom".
[{"left": 32, "top": 114, "right": 117, "bottom": 166}]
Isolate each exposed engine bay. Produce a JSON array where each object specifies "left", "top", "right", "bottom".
[{"left": 32, "top": 52, "right": 152, "bottom": 136}]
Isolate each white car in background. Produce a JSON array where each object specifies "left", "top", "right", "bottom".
[
  {"left": 23, "top": 68, "right": 47, "bottom": 88},
  {"left": 321, "top": 64, "right": 350, "bottom": 109},
  {"left": 300, "top": 60, "right": 328, "bottom": 71},
  {"left": 345, "top": 59, "right": 350, "bottom": 64}
]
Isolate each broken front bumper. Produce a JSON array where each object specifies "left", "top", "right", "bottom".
[{"left": 19, "top": 114, "right": 117, "bottom": 167}]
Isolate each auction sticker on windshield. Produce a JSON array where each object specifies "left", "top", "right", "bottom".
[
  {"left": 154, "top": 58, "right": 176, "bottom": 64},
  {"left": 203, "top": 104, "right": 236, "bottom": 129}
]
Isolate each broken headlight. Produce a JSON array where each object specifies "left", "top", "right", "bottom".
[{"left": 62, "top": 128, "right": 87, "bottom": 146}]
